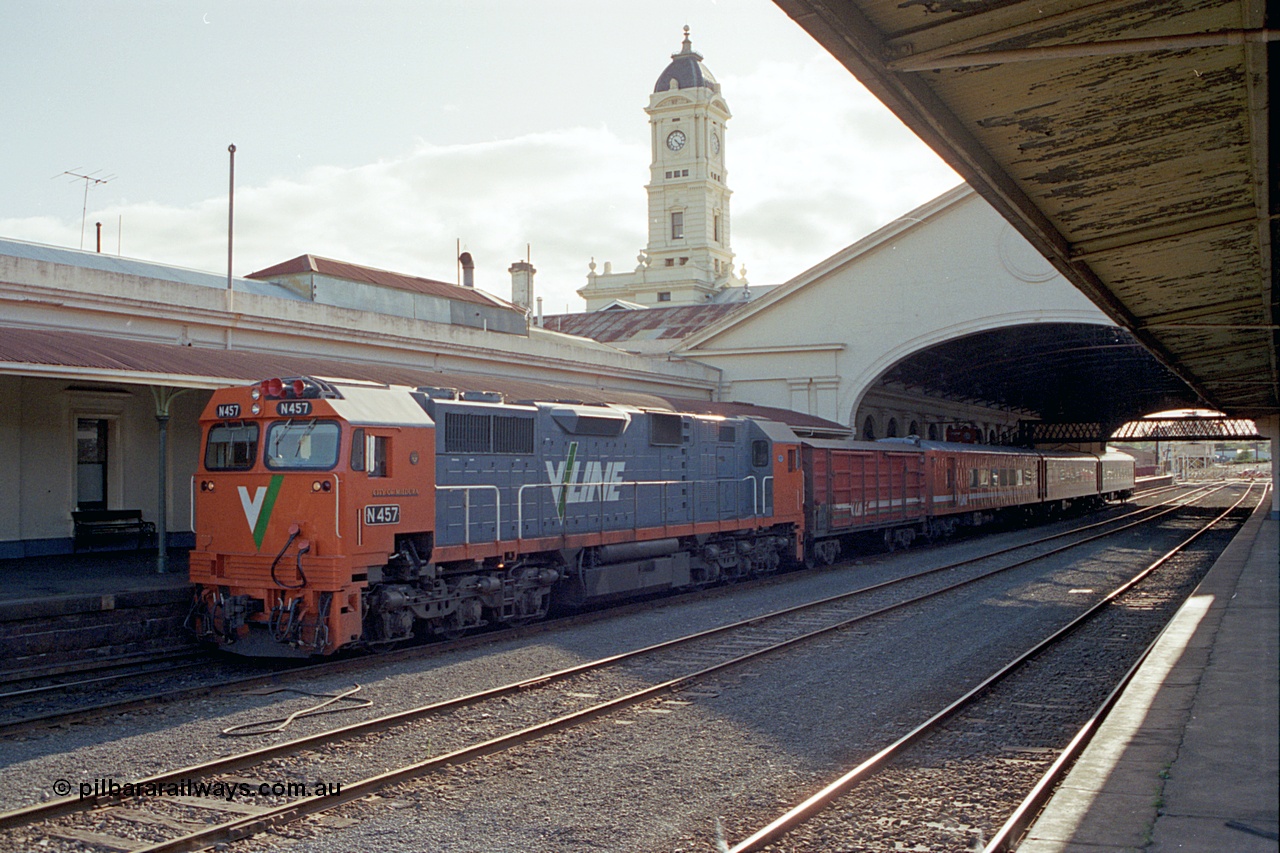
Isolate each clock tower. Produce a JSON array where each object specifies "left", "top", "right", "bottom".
[{"left": 580, "top": 28, "right": 745, "bottom": 310}]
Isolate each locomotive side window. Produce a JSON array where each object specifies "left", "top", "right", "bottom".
[
  {"left": 265, "top": 420, "right": 340, "bottom": 470},
  {"left": 368, "top": 435, "right": 389, "bottom": 478},
  {"left": 205, "top": 423, "right": 259, "bottom": 471},
  {"left": 752, "top": 440, "right": 769, "bottom": 468},
  {"left": 350, "top": 428, "right": 365, "bottom": 471}
]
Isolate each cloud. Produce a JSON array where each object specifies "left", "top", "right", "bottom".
[{"left": 1, "top": 60, "right": 959, "bottom": 315}]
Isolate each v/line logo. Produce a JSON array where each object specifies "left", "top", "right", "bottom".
[
  {"left": 545, "top": 442, "right": 627, "bottom": 519},
  {"left": 238, "top": 475, "right": 284, "bottom": 550}
]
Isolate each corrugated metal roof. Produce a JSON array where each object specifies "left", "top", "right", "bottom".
[
  {"left": 248, "top": 254, "right": 513, "bottom": 310},
  {"left": 544, "top": 303, "right": 746, "bottom": 345},
  {"left": 0, "top": 237, "right": 303, "bottom": 300},
  {"left": 777, "top": 0, "right": 1278, "bottom": 419},
  {"left": 0, "top": 326, "right": 844, "bottom": 434}
]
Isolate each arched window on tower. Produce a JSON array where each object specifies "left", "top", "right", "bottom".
[
  {"left": 862, "top": 416, "right": 876, "bottom": 441},
  {"left": 909, "top": 420, "right": 919, "bottom": 437},
  {"left": 928, "top": 423, "right": 939, "bottom": 441},
  {"left": 887, "top": 418, "right": 899, "bottom": 438}
]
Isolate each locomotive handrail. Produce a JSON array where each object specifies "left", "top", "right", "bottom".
[
  {"left": 439, "top": 477, "right": 772, "bottom": 548},
  {"left": 190, "top": 475, "right": 197, "bottom": 533},
  {"left": 436, "top": 484, "right": 501, "bottom": 545},
  {"left": 332, "top": 475, "right": 341, "bottom": 540}
]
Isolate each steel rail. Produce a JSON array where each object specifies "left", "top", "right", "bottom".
[
  {"left": 5, "top": 486, "right": 1230, "bottom": 849},
  {"left": 726, "top": 485, "right": 1259, "bottom": 853},
  {"left": 1, "top": 484, "right": 1220, "bottom": 825},
  {"left": 981, "top": 482, "right": 1270, "bottom": 853},
  {"left": 1, "top": 484, "right": 1207, "bottom": 734}
]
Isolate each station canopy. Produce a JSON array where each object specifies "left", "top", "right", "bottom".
[{"left": 776, "top": 0, "right": 1279, "bottom": 420}]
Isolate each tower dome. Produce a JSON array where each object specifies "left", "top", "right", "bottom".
[{"left": 653, "top": 26, "right": 719, "bottom": 93}]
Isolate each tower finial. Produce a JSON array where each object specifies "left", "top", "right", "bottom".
[{"left": 681, "top": 25, "right": 692, "bottom": 53}]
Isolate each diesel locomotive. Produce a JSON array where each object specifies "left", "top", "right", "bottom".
[{"left": 188, "top": 376, "right": 1133, "bottom": 656}]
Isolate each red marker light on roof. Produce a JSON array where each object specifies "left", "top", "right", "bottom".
[
  {"left": 265, "top": 378, "right": 284, "bottom": 398},
  {"left": 292, "top": 379, "right": 306, "bottom": 397}
]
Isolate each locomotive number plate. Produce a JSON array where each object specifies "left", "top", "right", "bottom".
[
  {"left": 364, "top": 504, "right": 400, "bottom": 525},
  {"left": 277, "top": 400, "right": 313, "bottom": 416},
  {"left": 216, "top": 403, "right": 241, "bottom": 418}
]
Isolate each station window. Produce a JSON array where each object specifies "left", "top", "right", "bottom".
[
  {"left": 658, "top": 292, "right": 672, "bottom": 302},
  {"left": 665, "top": 258, "right": 675, "bottom": 267},
  {"left": 671, "top": 211, "right": 684, "bottom": 240}
]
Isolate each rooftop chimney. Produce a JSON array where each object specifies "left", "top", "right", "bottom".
[
  {"left": 459, "top": 252, "right": 475, "bottom": 288},
  {"left": 509, "top": 260, "right": 535, "bottom": 311}
]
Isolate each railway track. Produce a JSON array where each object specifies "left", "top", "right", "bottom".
[
  {"left": 722, "top": 483, "right": 1264, "bottom": 852},
  {"left": 0, "top": 482, "right": 1212, "bottom": 734},
  {"left": 0, "top": 484, "right": 1241, "bottom": 851}
]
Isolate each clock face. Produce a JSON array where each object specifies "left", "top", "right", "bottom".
[
  {"left": 711, "top": 132, "right": 720, "bottom": 155},
  {"left": 666, "top": 130, "right": 686, "bottom": 151}
]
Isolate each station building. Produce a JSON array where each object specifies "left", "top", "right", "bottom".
[{"left": 1, "top": 28, "right": 1266, "bottom": 560}]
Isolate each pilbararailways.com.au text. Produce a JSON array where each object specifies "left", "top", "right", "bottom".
[{"left": 57, "top": 778, "right": 343, "bottom": 801}]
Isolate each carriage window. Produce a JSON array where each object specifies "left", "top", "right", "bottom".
[
  {"left": 205, "top": 423, "right": 259, "bottom": 471},
  {"left": 265, "top": 420, "right": 340, "bottom": 470}
]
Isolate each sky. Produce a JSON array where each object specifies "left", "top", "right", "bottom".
[{"left": 1, "top": 0, "right": 960, "bottom": 314}]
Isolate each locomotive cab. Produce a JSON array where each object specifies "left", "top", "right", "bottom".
[{"left": 189, "top": 377, "right": 435, "bottom": 656}]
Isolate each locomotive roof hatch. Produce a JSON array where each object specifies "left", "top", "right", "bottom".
[
  {"left": 548, "top": 404, "right": 631, "bottom": 437},
  {"left": 327, "top": 385, "right": 435, "bottom": 428},
  {"left": 749, "top": 419, "right": 801, "bottom": 444}
]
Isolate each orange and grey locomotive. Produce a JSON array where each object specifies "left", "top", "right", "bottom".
[{"left": 188, "top": 377, "right": 804, "bottom": 656}]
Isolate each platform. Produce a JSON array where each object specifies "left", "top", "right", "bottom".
[
  {"left": 0, "top": 549, "right": 194, "bottom": 679},
  {"left": 1018, "top": 498, "right": 1279, "bottom": 851}
]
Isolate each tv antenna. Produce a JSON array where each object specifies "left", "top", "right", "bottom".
[{"left": 54, "top": 168, "right": 116, "bottom": 249}]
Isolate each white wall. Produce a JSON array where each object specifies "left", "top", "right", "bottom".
[
  {"left": 680, "top": 186, "right": 1112, "bottom": 428},
  {"left": 0, "top": 378, "right": 211, "bottom": 556}
]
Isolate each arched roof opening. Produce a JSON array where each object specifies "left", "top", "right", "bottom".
[{"left": 861, "top": 323, "right": 1198, "bottom": 431}]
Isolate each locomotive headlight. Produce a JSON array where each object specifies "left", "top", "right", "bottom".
[
  {"left": 250, "top": 387, "right": 261, "bottom": 400},
  {"left": 312, "top": 480, "right": 332, "bottom": 492},
  {"left": 251, "top": 403, "right": 261, "bottom": 415},
  {"left": 312, "top": 480, "right": 322, "bottom": 492}
]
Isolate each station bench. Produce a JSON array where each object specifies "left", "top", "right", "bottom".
[{"left": 71, "top": 509, "right": 157, "bottom": 552}]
